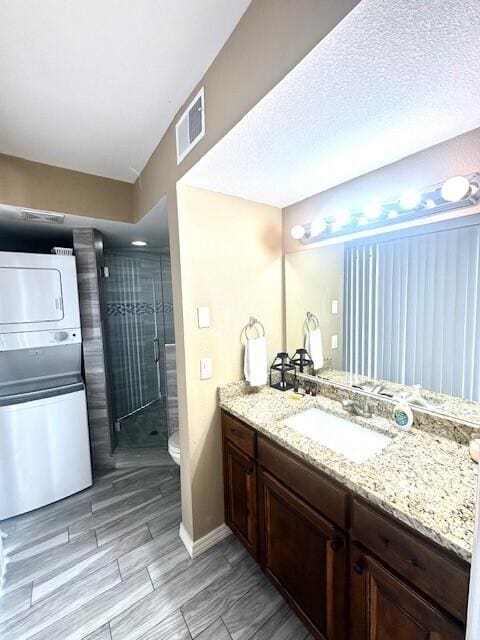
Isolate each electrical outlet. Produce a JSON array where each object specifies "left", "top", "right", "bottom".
[
  {"left": 331, "top": 335, "right": 338, "bottom": 349},
  {"left": 200, "top": 357, "right": 212, "bottom": 380},
  {"left": 331, "top": 299, "right": 338, "bottom": 314}
]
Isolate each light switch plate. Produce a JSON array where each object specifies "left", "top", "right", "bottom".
[
  {"left": 197, "top": 306, "right": 210, "bottom": 328},
  {"left": 331, "top": 299, "right": 338, "bottom": 314},
  {"left": 200, "top": 357, "right": 212, "bottom": 380},
  {"left": 331, "top": 335, "right": 338, "bottom": 349}
]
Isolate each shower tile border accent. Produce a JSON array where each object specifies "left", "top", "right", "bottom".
[{"left": 106, "top": 303, "right": 174, "bottom": 317}]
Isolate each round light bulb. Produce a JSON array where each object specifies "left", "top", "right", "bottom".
[
  {"left": 424, "top": 198, "right": 436, "bottom": 209},
  {"left": 399, "top": 189, "right": 422, "bottom": 210},
  {"left": 290, "top": 225, "right": 306, "bottom": 240},
  {"left": 131, "top": 240, "right": 148, "bottom": 247},
  {"left": 387, "top": 209, "right": 399, "bottom": 219},
  {"left": 310, "top": 218, "right": 327, "bottom": 237},
  {"left": 358, "top": 215, "right": 369, "bottom": 226},
  {"left": 331, "top": 221, "right": 342, "bottom": 233},
  {"left": 441, "top": 176, "right": 471, "bottom": 203},
  {"left": 335, "top": 210, "right": 351, "bottom": 227},
  {"left": 364, "top": 202, "right": 382, "bottom": 220}
]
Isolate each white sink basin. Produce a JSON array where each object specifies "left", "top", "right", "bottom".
[{"left": 284, "top": 408, "right": 392, "bottom": 463}]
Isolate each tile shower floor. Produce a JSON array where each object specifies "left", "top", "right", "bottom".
[
  {"left": 0, "top": 467, "right": 312, "bottom": 640},
  {"left": 115, "top": 399, "right": 169, "bottom": 449}
]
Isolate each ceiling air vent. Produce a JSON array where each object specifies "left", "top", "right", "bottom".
[
  {"left": 19, "top": 209, "right": 65, "bottom": 224},
  {"left": 176, "top": 87, "right": 205, "bottom": 164}
]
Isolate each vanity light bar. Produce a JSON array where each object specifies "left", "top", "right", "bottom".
[{"left": 290, "top": 173, "right": 480, "bottom": 243}]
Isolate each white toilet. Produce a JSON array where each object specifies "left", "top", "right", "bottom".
[{"left": 168, "top": 430, "right": 181, "bottom": 465}]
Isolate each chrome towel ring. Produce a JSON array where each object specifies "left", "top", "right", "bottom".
[
  {"left": 242, "top": 316, "right": 266, "bottom": 340},
  {"left": 304, "top": 311, "right": 320, "bottom": 332}
]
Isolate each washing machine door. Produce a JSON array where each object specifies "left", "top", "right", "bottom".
[{"left": 0, "top": 383, "right": 92, "bottom": 520}]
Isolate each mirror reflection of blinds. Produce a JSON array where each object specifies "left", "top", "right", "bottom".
[{"left": 344, "top": 224, "right": 480, "bottom": 401}]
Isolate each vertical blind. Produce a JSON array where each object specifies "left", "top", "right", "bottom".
[{"left": 344, "top": 223, "right": 480, "bottom": 401}]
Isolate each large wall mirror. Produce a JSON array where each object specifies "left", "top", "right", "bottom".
[{"left": 285, "top": 213, "right": 480, "bottom": 423}]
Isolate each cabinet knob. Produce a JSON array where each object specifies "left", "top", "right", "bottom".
[{"left": 353, "top": 562, "right": 364, "bottom": 575}]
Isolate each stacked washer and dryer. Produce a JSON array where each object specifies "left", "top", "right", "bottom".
[{"left": 0, "top": 251, "right": 92, "bottom": 521}]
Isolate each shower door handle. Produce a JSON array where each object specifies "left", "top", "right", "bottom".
[{"left": 153, "top": 337, "right": 160, "bottom": 363}]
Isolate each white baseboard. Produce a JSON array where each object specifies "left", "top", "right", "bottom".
[{"left": 179, "top": 522, "right": 232, "bottom": 559}]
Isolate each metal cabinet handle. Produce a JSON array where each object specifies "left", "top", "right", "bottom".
[
  {"left": 353, "top": 562, "right": 364, "bottom": 575},
  {"left": 153, "top": 337, "right": 160, "bottom": 363}
]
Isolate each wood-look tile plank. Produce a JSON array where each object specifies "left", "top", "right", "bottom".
[
  {"left": 29, "top": 569, "right": 152, "bottom": 640},
  {"left": 0, "top": 583, "right": 32, "bottom": 625},
  {"left": 182, "top": 555, "right": 263, "bottom": 638},
  {"left": 82, "top": 623, "right": 112, "bottom": 640},
  {"left": 32, "top": 526, "right": 151, "bottom": 603},
  {"left": 110, "top": 548, "right": 230, "bottom": 640},
  {"left": 0, "top": 563, "right": 121, "bottom": 640},
  {"left": 217, "top": 535, "right": 248, "bottom": 567},
  {"left": 249, "top": 602, "right": 311, "bottom": 640},
  {"left": 147, "top": 504, "right": 181, "bottom": 538},
  {"left": 117, "top": 526, "right": 179, "bottom": 580},
  {"left": 112, "top": 468, "right": 172, "bottom": 493},
  {"left": 95, "top": 492, "right": 180, "bottom": 547},
  {"left": 7, "top": 530, "right": 69, "bottom": 563},
  {"left": 5, "top": 500, "right": 93, "bottom": 551},
  {"left": 222, "top": 578, "right": 283, "bottom": 640},
  {"left": 69, "top": 486, "right": 164, "bottom": 540},
  {"left": 137, "top": 609, "right": 190, "bottom": 640},
  {"left": 91, "top": 488, "right": 146, "bottom": 513},
  {"left": 2, "top": 531, "right": 97, "bottom": 595},
  {"left": 158, "top": 475, "right": 181, "bottom": 497},
  {"left": 196, "top": 619, "right": 232, "bottom": 640},
  {"left": 146, "top": 541, "right": 192, "bottom": 589}
]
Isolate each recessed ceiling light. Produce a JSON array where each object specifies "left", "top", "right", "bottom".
[{"left": 131, "top": 240, "right": 148, "bottom": 247}]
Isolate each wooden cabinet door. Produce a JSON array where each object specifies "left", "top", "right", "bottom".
[
  {"left": 258, "top": 468, "right": 347, "bottom": 640},
  {"left": 223, "top": 439, "right": 257, "bottom": 557},
  {"left": 351, "top": 546, "right": 465, "bottom": 640}
]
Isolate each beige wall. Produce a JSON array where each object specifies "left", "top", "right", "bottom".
[
  {"left": 134, "top": 0, "right": 359, "bottom": 219},
  {"left": 283, "top": 128, "right": 480, "bottom": 254},
  {"left": 152, "top": 0, "right": 358, "bottom": 540},
  {"left": 0, "top": 154, "right": 134, "bottom": 222},
  {"left": 176, "top": 185, "right": 283, "bottom": 539},
  {"left": 285, "top": 244, "right": 344, "bottom": 369}
]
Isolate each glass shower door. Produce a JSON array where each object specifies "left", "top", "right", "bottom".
[{"left": 104, "top": 251, "right": 166, "bottom": 448}]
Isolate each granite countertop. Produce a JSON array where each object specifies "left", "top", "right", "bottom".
[{"left": 219, "top": 381, "right": 478, "bottom": 563}]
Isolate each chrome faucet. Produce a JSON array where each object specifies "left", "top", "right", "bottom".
[{"left": 342, "top": 399, "right": 372, "bottom": 418}]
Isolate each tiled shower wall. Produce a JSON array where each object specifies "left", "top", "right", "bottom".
[{"left": 73, "top": 229, "right": 114, "bottom": 469}]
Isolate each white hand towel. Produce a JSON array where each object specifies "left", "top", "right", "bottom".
[
  {"left": 305, "top": 328, "right": 324, "bottom": 371},
  {"left": 244, "top": 336, "right": 268, "bottom": 387}
]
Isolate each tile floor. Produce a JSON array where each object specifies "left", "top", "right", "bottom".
[{"left": 0, "top": 467, "right": 312, "bottom": 640}]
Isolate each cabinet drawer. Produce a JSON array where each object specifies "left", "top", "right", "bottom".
[
  {"left": 258, "top": 435, "right": 348, "bottom": 529},
  {"left": 222, "top": 411, "right": 256, "bottom": 457},
  {"left": 352, "top": 499, "right": 469, "bottom": 622}
]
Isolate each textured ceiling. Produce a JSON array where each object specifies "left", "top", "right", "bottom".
[
  {"left": 0, "top": 0, "right": 251, "bottom": 181},
  {"left": 184, "top": 0, "right": 480, "bottom": 208}
]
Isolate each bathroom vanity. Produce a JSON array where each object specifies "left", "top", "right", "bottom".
[{"left": 220, "top": 383, "right": 474, "bottom": 640}]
